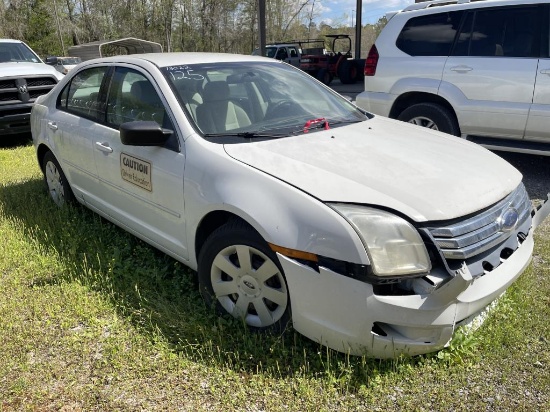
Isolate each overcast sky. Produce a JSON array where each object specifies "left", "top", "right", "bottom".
[{"left": 318, "top": 0, "right": 415, "bottom": 26}]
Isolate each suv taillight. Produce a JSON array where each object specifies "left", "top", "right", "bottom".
[{"left": 364, "top": 44, "right": 379, "bottom": 76}]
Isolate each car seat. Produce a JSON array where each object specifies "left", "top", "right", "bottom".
[{"left": 196, "top": 81, "right": 251, "bottom": 134}]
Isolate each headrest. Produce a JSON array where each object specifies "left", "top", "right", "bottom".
[
  {"left": 203, "top": 81, "right": 230, "bottom": 102},
  {"left": 130, "top": 80, "right": 156, "bottom": 101}
]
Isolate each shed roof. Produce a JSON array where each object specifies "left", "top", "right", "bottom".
[{"left": 68, "top": 37, "right": 162, "bottom": 61}]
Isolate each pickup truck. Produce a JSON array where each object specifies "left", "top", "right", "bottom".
[
  {"left": 252, "top": 43, "right": 301, "bottom": 67},
  {"left": 0, "top": 39, "right": 63, "bottom": 137}
]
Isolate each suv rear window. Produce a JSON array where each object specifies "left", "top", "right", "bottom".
[{"left": 396, "top": 11, "right": 463, "bottom": 56}]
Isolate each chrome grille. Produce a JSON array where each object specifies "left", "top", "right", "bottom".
[
  {"left": 0, "top": 75, "right": 57, "bottom": 105},
  {"left": 427, "top": 184, "right": 531, "bottom": 260}
]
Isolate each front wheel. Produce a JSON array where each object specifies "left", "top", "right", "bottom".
[
  {"left": 42, "top": 151, "right": 74, "bottom": 206},
  {"left": 316, "top": 68, "right": 332, "bottom": 85},
  {"left": 198, "top": 220, "right": 291, "bottom": 333},
  {"left": 397, "top": 103, "right": 460, "bottom": 136}
]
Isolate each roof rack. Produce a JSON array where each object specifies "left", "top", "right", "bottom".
[{"left": 400, "top": 0, "right": 487, "bottom": 13}]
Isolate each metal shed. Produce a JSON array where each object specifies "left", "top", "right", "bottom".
[{"left": 68, "top": 37, "right": 163, "bottom": 61}]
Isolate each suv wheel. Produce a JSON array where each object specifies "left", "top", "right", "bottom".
[{"left": 397, "top": 103, "right": 460, "bottom": 136}]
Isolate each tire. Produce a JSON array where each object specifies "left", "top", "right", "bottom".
[
  {"left": 337, "top": 60, "right": 358, "bottom": 84},
  {"left": 316, "top": 68, "right": 332, "bottom": 85},
  {"left": 42, "top": 151, "right": 75, "bottom": 207},
  {"left": 198, "top": 220, "right": 291, "bottom": 333},
  {"left": 354, "top": 59, "right": 365, "bottom": 82},
  {"left": 397, "top": 103, "right": 460, "bottom": 136}
]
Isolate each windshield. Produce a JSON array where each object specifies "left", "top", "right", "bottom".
[
  {"left": 161, "top": 61, "right": 368, "bottom": 139},
  {"left": 0, "top": 42, "right": 41, "bottom": 63},
  {"left": 265, "top": 47, "right": 277, "bottom": 58}
]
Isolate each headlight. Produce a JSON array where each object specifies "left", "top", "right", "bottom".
[{"left": 330, "top": 204, "right": 431, "bottom": 277}]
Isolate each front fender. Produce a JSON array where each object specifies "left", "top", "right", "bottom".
[{"left": 183, "top": 136, "right": 368, "bottom": 270}]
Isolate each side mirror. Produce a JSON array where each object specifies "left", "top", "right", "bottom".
[
  {"left": 45, "top": 56, "right": 57, "bottom": 65},
  {"left": 120, "top": 121, "right": 172, "bottom": 146}
]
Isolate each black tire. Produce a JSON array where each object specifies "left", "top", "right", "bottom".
[
  {"left": 316, "top": 68, "right": 332, "bottom": 85},
  {"left": 198, "top": 220, "right": 291, "bottom": 334},
  {"left": 337, "top": 60, "right": 358, "bottom": 84},
  {"left": 42, "top": 151, "right": 75, "bottom": 207},
  {"left": 397, "top": 103, "right": 460, "bottom": 136},
  {"left": 354, "top": 59, "right": 365, "bottom": 82}
]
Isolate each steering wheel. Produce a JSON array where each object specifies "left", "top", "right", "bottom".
[{"left": 265, "top": 100, "right": 300, "bottom": 119}]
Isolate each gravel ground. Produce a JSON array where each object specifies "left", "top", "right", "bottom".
[{"left": 495, "top": 151, "right": 550, "bottom": 202}]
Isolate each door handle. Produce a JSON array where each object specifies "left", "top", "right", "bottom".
[
  {"left": 540, "top": 69, "right": 550, "bottom": 75},
  {"left": 95, "top": 142, "right": 113, "bottom": 153},
  {"left": 47, "top": 121, "right": 58, "bottom": 130},
  {"left": 450, "top": 66, "right": 473, "bottom": 73}
]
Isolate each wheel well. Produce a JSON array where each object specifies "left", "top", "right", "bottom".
[
  {"left": 389, "top": 92, "right": 457, "bottom": 122},
  {"left": 36, "top": 144, "right": 51, "bottom": 173},
  {"left": 195, "top": 211, "right": 254, "bottom": 262}
]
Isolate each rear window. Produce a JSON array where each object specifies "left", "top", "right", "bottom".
[
  {"left": 396, "top": 11, "right": 463, "bottom": 56},
  {"left": 453, "top": 6, "right": 540, "bottom": 58}
]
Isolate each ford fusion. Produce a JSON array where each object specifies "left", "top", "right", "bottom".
[{"left": 31, "top": 53, "right": 550, "bottom": 358}]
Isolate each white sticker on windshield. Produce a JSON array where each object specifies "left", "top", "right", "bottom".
[{"left": 120, "top": 153, "right": 152, "bottom": 191}]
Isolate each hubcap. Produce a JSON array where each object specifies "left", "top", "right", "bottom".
[
  {"left": 45, "top": 160, "right": 65, "bottom": 206},
  {"left": 211, "top": 244, "right": 288, "bottom": 328},
  {"left": 408, "top": 116, "right": 439, "bottom": 130}
]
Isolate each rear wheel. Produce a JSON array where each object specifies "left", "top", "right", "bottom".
[
  {"left": 397, "top": 102, "right": 460, "bottom": 136},
  {"left": 198, "top": 220, "right": 291, "bottom": 333},
  {"left": 42, "top": 151, "right": 74, "bottom": 206}
]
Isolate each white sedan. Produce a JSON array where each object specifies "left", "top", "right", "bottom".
[{"left": 31, "top": 53, "right": 549, "bottom": 358}]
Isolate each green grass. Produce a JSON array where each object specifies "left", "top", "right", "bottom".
[{"left": 1, "top": 143, "right": 549, "bottom": 411}]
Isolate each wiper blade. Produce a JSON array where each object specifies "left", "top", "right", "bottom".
[
  {"left": 326, "top": 118, "right": 366, "bottom": 126},
  {"left": 202, "top": 131, "right": 289, "bottom": 139}
]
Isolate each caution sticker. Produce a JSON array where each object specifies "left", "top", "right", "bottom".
[{"left": 120, "top": 153, "right": 152, "bottom": 191}]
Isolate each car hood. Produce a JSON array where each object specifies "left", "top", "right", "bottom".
[
  {"left": 224, "top": 116, "right": 522, "bottom": 222},
  {"left": 0, "top": 62, "right": 62, "bottom": 79}
]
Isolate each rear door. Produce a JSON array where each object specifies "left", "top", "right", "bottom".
[
  {"left": 525, "top": 6, "right": 550, "bottom": 142},
  {"left": 442, "top": 5, "right": 540, "bottom": 139},
  {"left": 49, "top": 66, "right": 110, "bottom": 199}
]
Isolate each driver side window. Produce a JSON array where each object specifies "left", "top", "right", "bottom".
[{"left": 106, "top": 67, "right": 167, "bottom": 128}]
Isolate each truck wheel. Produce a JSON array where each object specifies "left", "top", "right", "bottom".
[
  {"left": 316, "top": 68, "right": 332, "bottom": 85},
  {"left": 338, "top": 60, "right": 357, "bottom": 84},
  {"left": 397, "top": 103, "right": 460, "bottom": 136}
]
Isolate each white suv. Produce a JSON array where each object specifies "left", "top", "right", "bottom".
[{"left": 356, "top": 0, "right": 550, "bottom": 156}]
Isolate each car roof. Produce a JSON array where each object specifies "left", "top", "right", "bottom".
[
  {"left": 84, "top": 52, "right": 276, "bottom": 67},
  {"left": 391, "top": 0, "right": 544, "bottom": 19},
  {"left": 0, "top": 39, "right": 24, "bottom": 43}
]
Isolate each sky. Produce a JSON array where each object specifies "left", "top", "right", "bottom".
[{"left": 318, "top": 0, "right": 416, "bottom": 26}]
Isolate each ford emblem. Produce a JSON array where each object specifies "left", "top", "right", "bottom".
[{"left": 498, "top": 208, "right": 519, "bottom": 232}]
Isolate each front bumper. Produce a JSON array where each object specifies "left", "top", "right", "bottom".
[
  {"left": 0, "top": 104, "right": 33, "bottom": 136},
  {"left": 281, "top": 196, "right": 550, "bottom": 358},
  {"left": 355, "top": 91, "right": 394, "bottom": 117}
]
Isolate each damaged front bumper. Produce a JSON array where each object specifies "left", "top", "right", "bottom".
[{"left": 280, "top": 195, "right": 550, "bottom": 358}]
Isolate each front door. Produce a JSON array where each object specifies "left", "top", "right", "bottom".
[{"left": 89, "top": 66, "right": 188, "bottom": 260}]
